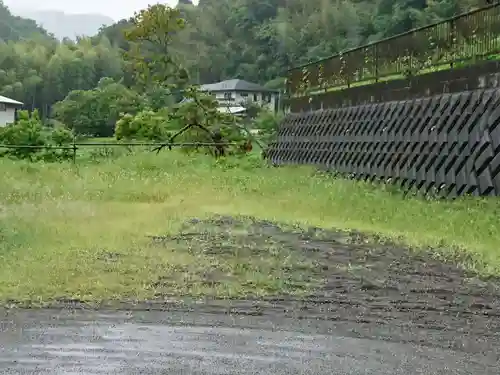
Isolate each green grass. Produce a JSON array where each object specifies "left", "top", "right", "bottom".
[{"left": 0, "top": 150, "right": 499, "bottom": 305}]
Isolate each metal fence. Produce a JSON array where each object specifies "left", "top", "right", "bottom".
[
  {"left": 286, "top": 3, "right": 500, "bottom": 98},
  {"left": 0, "top": 141, "right": 237, "bottom": 162}
]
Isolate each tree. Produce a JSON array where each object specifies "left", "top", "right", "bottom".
[
  {"left": 124, "top": 5, "right": 188, "bottom": 92},
  {"left": 122, "top": 4, "right": 245, "bottom": 156},
  {"left": 0, "top": 2, "right": 53, "bottom": 42},
  {"left": 0, "top": 0, "right": 488, "bottom": 124},
  {"left": 53, "top": 78, "right": 143, "bottom": 137}
]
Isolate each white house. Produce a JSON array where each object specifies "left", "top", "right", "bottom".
[
  {"left": 199, "top": 79, "right": 280, "bottom": 113},
  {"left": 0, "top": 95, "right": 23, "bottom": 127}
]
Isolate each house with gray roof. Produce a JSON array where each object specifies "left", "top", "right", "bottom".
[
  {"left": 0, "top": 95, "right": 23, "bottom": 127},
  {"left": 199, "top": 79, "right": 280, "bottom": 113}
]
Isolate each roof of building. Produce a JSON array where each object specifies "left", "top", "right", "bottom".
[
  {"left": 200, "top": 79, "right": 278, "bottom": 93},
  {"left": 0, "top": 95, "right": 23, "bottom": 106}
]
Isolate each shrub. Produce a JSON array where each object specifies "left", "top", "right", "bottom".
[
  {"left": 115, "top": 109, "right": 170, "bottom": 141},
  {"left": 115, "top": 93, "right": 252, "bottom": 157},
  {"left": 169, "top": 94, "right": 249, "bottom": 156},
  {"left": 253, "top": 109, "right": 282, "bottom": 145},
  {"left": 0, "top": 110, "right": 46, "bottom": 159},
  {"left": 0, "top": 110, "right": 74, "bottom": 161},
  {"left": 44, "top": 126, "right": 75, "bottom": 160}
]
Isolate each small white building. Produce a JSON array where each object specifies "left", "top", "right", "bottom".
[
  {"left": 0, "top": 95, "right": 23, "bottom": 127},
  {"left": 200, "top": 79, "right": 280, "bottom": 113}
]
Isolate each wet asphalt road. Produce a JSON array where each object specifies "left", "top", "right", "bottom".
[{"left": 0, "top": 309, "right": 497, "bottom": 374}]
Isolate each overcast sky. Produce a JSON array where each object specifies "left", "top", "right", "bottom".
[{"left": 4, "top": 0, "right": 196, "bottom": 21}]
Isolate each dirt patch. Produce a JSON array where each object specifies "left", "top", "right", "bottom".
[
  {"left": 25, "top": 215, "right": 500, "bottom": 356},
  {"left": 142, "top": 216, "right": 500, "bottom": 355},
  {"left": 145, "top": 216, "right": 326, "bottom": 297}
]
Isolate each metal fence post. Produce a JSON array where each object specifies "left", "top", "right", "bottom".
[{"left": 72, "top": 137, "right": 77, "bottom": 164}]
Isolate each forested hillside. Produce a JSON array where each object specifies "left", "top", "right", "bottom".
[
  {"left": 0, "top": 0, "right": 487, "bottom": 119},
  {"left": 99, "top": 0, "right": 485, "bottom": 86},
  {"left": 9, "top": 9, "right": 114, "bottom": 40},
  {"left": 0, "top": 1, "right": 50, "bottom": 41}
]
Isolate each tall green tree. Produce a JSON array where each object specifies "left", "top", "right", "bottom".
[
  {"left": 121, "top": 4, "right": 245, "bottom": 155},
  {"left": 53, "top": 78, "right": 142, "bottom": 136},
  {"left": 0, "top": 0, "right": 489, "bottom": 117}
]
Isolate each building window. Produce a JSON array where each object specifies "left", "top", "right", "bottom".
[
  {"left": 253, "top": 94, "right": 258, "bottom": 101},
  {"left": 224, "top": 92, "right": 233, "bottom": 100},
  {"left": 263, "top": 94, "right": 271, "bottom": 103},
  {"left": 0, "top": 103, "right": 6, "bottom": 111},
  {"left": 240, "top": 93, "right": 248, "bottom": 97}
]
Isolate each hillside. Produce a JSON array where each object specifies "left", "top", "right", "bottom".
[
  {"left": 97, "top": 0, "right": 484, "bottom": 86},
  {"left": 8, "top": 8, "right": 114, "bottom": 39},
  {"left": 0, "top": 0, "right": 489, "bottom": 118},
  {"left": 0, "top": 2, "right": 49, "bottom": 41}
]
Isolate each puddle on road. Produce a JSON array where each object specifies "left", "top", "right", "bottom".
[{"left": 0, "top": 309, "right": 497, "bottom": 375}]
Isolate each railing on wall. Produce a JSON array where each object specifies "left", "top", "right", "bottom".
[{"left": 286, "top": 3, "right": 500, "bottom": 99}]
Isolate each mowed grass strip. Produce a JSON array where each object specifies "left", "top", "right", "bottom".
[{"left": 0, "top": 150, "right": 499, "bottom": 304}]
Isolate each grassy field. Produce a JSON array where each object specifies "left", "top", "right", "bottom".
[{"left": 0, "top": 150, "right": 499, "bottom": 305}]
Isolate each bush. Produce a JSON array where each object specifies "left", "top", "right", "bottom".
[
  {"left": 0, "top": 110, "right": 74, "bottom": 161},
  {"left": 253, "top": 109, "right": 282, "bottom": 144},
  {"left": 115, "top": 93, "right": 252, "bottom": 156},
  {"left": 115, "top": 109, "right": 171, "bottom": 141},
  {"left": 170, "top": 94, "right": 249, "bottom": 156},
  {"left": 45, "top": 126, "right": 75, "bottom": 160}
]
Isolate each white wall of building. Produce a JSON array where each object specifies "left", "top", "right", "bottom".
[
  {"left": 212, "top": 91, "right": 279, "bottom": 112},
  {"left": 0, "top": 106, "right": 17, "bottom": 127}
]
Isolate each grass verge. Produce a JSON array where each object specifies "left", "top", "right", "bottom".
[{"left": 0, "top": 150, "right": 499, "bottom": 304}]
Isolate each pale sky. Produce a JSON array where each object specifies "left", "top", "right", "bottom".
[{"left": 4, "top": 0, "right": 196, "bottom": 21}]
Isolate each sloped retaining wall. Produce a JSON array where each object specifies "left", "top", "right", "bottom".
[{"left": 267, "top": 88, "right": 500, "bottom": 197}]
